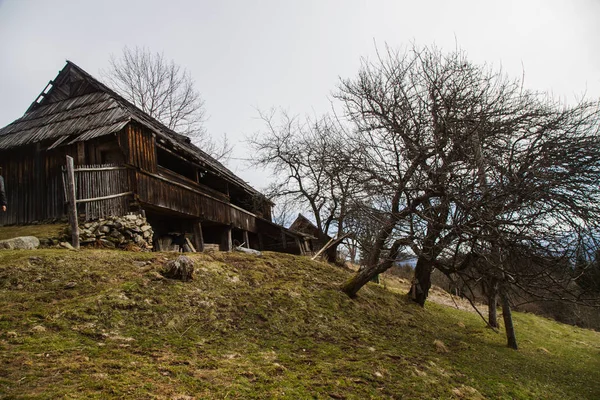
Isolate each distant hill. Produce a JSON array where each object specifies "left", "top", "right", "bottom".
[{"left": 0, "top": 249, "right": 599, "bottom": 399}]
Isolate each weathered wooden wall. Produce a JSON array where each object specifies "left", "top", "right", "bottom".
[
  {"left": 118, "top": 123, "right": 156, "bottom": 173},
  {"left": 0, "top": 136, "right": 126, "bottom": 225},
  {"left": 0, "top": 144, "right": 72, "bottom": 225}
]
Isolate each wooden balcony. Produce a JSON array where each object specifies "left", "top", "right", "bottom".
[{"left": 132, "top": 168, "right": 258, "bottom": 232}]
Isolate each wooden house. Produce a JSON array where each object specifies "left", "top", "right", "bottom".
[
  {"left": 289, "top": 213, "right": 338, "bottom": 261},
  {"left": 0, "top": 61, "right": 304, "bottom": 253}
]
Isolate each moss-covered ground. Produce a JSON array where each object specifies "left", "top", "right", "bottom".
[
  {"left": 0, "top": 249, "right": 598, "bottom": 399},
  {"left": 0, "top": 223, "right": 67, "bottom": 241}
]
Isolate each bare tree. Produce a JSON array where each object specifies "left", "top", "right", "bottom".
[
  {"left": 249, "top": 110, "right": 360, "bottom": 240},
  {"left": 102, "top": 46, "right": 231, "bottom": 161},
  {"left": 333, "top": 44, "right": 600, "bottom": 349}
]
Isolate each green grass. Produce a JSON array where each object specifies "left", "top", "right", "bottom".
[
  {"left": 0, "top": 223, "right": 68, "bottom": 241},
  {"left": 0, "top": 249, "right": 598, "bottom": 399}
]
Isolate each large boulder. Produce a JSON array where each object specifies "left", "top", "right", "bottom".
[{"left": 0, "top": 236, "right": 40, "bottom": 250}]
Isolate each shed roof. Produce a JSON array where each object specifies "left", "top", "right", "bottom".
[{"left": 0, "top": 61, "right": 261, "bottom": 198}]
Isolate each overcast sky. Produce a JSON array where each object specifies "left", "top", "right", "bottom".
[{"left": 1, "top": 0, "right": 599, "bottom": 190}]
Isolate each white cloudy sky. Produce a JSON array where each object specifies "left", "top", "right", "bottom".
[{"left": 1, "top": 0, "right": 599, "bottom": 190}]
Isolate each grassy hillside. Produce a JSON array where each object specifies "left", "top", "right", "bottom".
[{"left": 0, "top": 249, "right": 598, "bottom": 399}]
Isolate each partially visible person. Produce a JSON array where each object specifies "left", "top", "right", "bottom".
[{"left": 0, "top": 168, "right": 6, "bottom": 212}]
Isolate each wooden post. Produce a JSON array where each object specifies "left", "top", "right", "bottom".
[
  {"left": 193, "top": 221, "right": 205, "bottom": 252},
  {"left": 222, "top": 225, "right": 232, "bottom": 251},
  {"left": 280, "top": 229, "right": 287, "bottom": 249},
  {"left": 242, "top": 230, "right": 250, "bottom": 248},
  {"left": 65, "top": 156, "right": 80, "bottom": 249},
  {"left": 258, "top": 233, "right": 264, "bottom": 251},
  {"left": 295, "top": 237, "right": 303, "bottom": 255}
]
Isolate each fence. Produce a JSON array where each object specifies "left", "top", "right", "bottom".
[{"left": 63, "top": 156, "right": 132, "bottom": 248}]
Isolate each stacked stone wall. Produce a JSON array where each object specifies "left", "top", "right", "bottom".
[{"left": 79, "top": 214, "right": 153, "bottom": 250}]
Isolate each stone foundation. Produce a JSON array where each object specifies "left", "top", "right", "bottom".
[{"left": 79, "top": 214, "right": 153, "bottom": 250}]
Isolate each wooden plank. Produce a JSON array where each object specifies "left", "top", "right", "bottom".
[
  {"left": 184, "top": 237, "right": 197, "bottom": 253},
  {"left": 243, "top": 230, "right": 250, "bottom": 248},
  {"left": 222, "top": 225, "right": 232, "bottom": 252},
  {"left": 76, "top": 191, "right": 133, "bottom": 204},
  {"left": 65, "top": 156, "right": 80, "bottom": 249},
  {"left": 74, "top": 166, "right": 126, "bottom": 172},
  {"left": 311, "top": 233, "right": 352, "bottom": 261},
  {"left": 193, "top": 221, "right": 205, "bottom": 252}
]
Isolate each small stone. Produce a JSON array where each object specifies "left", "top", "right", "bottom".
[
  {"left": 99, "top": 239, "right": 115, "bottom": 248},
  {"left": 148, "top": 271, "right": 165, "bottom": 281},
  {"left": 31, "top": 325, "right": 46, "bottom": 333},
  {"left": 434, "top": 339, "right": 448, "bottom": 353},
  {"left": 133, "top": 261, "right": 147, "bottom": 268},
  {"left": 141, "top": 224, "right": 152, "bottom": 232},
  {"left": 65, "top": 281, "right": 78, "bottom": 289},
  {"left": 60, "top": 242, "right": 75, "bottom": 250},
  {"left": 6, "top": 331, "right": 18, "bottom": 338},
  {"left": 124, "top": 215, "right": 137, "bottom": 221}
]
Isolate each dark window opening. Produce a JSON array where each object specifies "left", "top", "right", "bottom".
[{"left": 157, "top": 147, "right": 196, "bottom": 181}]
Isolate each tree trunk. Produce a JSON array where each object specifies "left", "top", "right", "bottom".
[
  {"left": 409, "top": 256, "right": 434, "bottom": 307},
  {"left": 341, "top": 239, "right": 402, "bottom": 297},
  {"left": 487, "top": 278, "right": 499, "bottom": 329},
  {"left": 501, "top": 290, "right": 518, "bottom": 350}
]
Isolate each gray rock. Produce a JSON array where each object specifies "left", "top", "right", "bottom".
[
  {"left": 99, "top": 239, "right": 115, "bottom": 248},
  {"left": 59, "top": 242, "right": 75, "bottom": 250},
  {"left": 133, "top": 261, "right": 147, "bottom": 267},
  {"left": 161, "top": 256, "right": 194, "bottom": 281},
  {"left": 0, "top": 236, "right": 40, "bottom": 250},
  {"left": 99, "top": 225, "right": 111, "bottom": 234},
  {"left": 141, "top": 224, "right": 152, "bottom": 232},
  {"left": 65, "top": 281, "right": 77, "bottom": 289}
]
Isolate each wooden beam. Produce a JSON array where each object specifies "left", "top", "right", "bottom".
[
  {"left": 281, "top": 228, "right": 287, "bottom": 249},
  {"left": 311, "top": 233, "right": 352, "bottom": 261},
  {"left": 76, "top": 191, "right": 133, "bottom": 204},
  {"left": 193, "top": 221, "right": 205, "bottom": 252},
  {"left": 242, "top": 230, "right": 250, "bottom": 249},
  {"left": 74, "top": 166, "right": 127, "bottom": 172},
  {"left": 222, "top": 225, "right": 232, "bottom": 252},
  {"left": 65, "top": 156, "right": 80, "bottom": 249},
  {"left": 258, "top": 233, "right": 264, "bottom": 251},
  {"left": 295, "top": 237, "right": 303, "bottom": 255}
]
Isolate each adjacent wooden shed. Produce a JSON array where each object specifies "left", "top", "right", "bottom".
[{"left": 0, "top": 61, "right": 304, "bottom": 254}]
